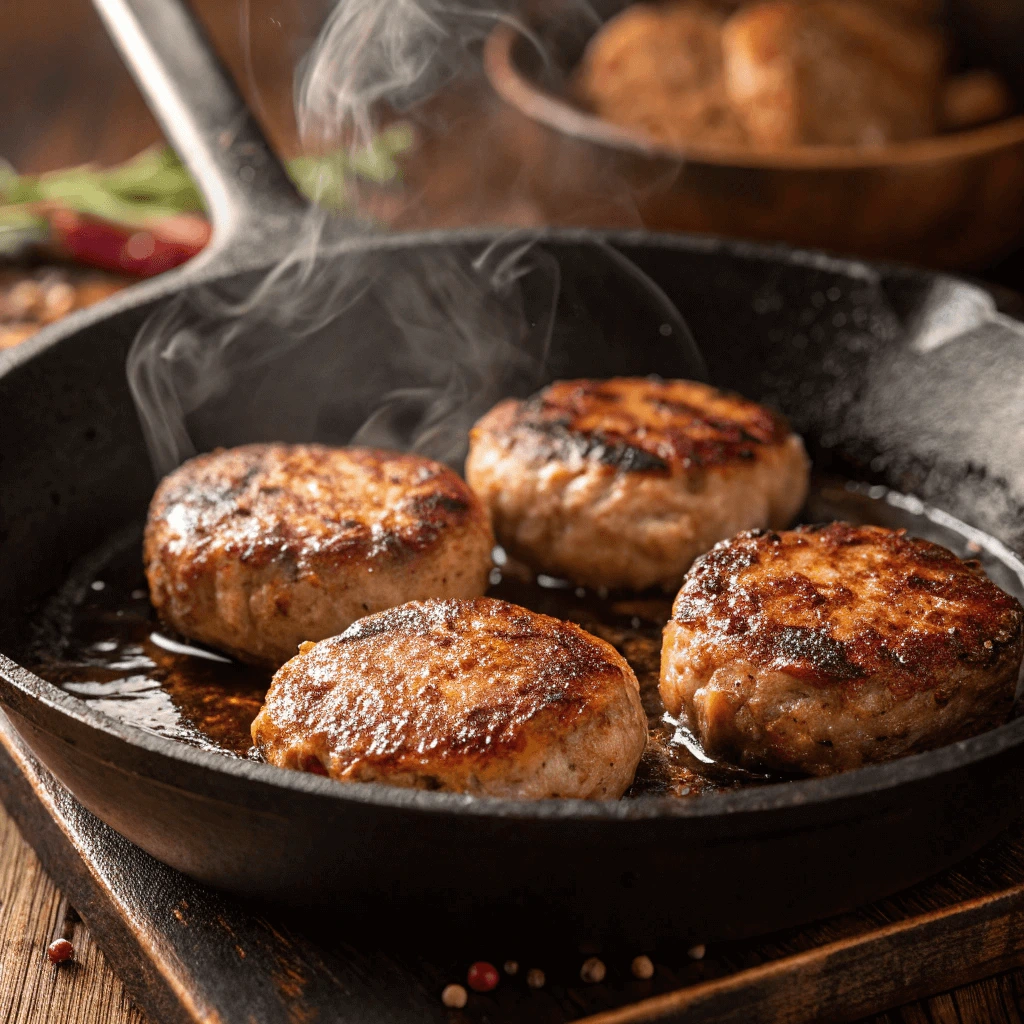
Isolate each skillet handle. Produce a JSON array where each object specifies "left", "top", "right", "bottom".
[{"left": 91, "top": 0, "right": 308, "bottom": 257}]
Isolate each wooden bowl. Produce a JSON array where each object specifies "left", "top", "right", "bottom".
[{"left": 483, "top": 16, "right": 1024, "bottom": 270}]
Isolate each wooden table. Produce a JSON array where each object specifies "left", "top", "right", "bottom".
[
  {"left": 4, "top": 720, "right": 1024, "bottom": 1024},
  {"left": 2, "top": 0, "right": 312, "bottom": 174},
  {"left": 5, "top": 2, "right": 1024, "bottom": 1021},
  {"left": 0, "top": 801, "right": 142, "bottom": 1023}
]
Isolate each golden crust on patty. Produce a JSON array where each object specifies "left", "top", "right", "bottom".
[
  {"left": 479, "top": 377, "right": 793, "bottom": 473},
  {"left": 466, "top": 378, "right": 809, "bottom": 591},
  {"left": 661, "top": 523, "right": 1024, "bottom": 775},
  {"left": 575, "top": 1, "right": 747, "bottom": 148},
  {"left": 721, "top": 0, "right": 944, "bottom": 147},
  {"left": 144, "top": 444, "right": 494, "bottom": 667},
  {"left": 251, "top": 597, "right": 649, "bottom": 799}
]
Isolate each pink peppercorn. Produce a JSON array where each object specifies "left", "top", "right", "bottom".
[
  {"left": 47, "top": 939, "right": 74, "bottom": 964},
  {"left": 467, "top": 961, "right": 500, "bottom": 992}
]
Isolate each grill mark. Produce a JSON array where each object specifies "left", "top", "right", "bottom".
[
  {"left": 486, "top": 378, "right": 793, "bottom": 473},
  {"left": 671, "top": 522, "right": 1024, "bottom": 697},
  {"left": 524, "top": 422, "right": 670, "bottom": 472}
]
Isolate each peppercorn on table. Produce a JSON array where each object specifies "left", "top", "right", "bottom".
[{"left": 2, "top": 707, "right": 1024, "bottom": 1024}]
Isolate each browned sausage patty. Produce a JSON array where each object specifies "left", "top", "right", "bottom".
[
  {"left": 144, "top": 444, "right": 494, "bottom": 667},
  {"left": 721, "top": 0, "right": 944, "bottom": 147},
  {"left": 466, "top": 377, "right": 809, "bottom": 591},
  {"left": 251, "top": 597, "right": 649, "bottom": 799},
  {"left": 575, "top": 1, "right": 746, "bottom": 148},
  {"left": 660, "top": 523, "right": 1024, "bottom": 776}
]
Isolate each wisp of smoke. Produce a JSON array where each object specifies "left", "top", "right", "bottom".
[
  {"left": 297, "top": 0, "right": 540, "bottom": 150},
  {"left": 127, "top": 0, "right": 703, "bottom": 479},
  {"left": 128, "top": 226, "right": 562, "bottom": 476}
]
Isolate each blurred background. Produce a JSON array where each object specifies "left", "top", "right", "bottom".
[
  {"left": 5, "top": 0, "right": 319, "bottom": 172},
  {"left": 4, "top": 0, "right": 1024, "bottom": 350}
]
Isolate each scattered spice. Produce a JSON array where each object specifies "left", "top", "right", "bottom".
[
  {"left": 503, "top": 960, "right": 519, "bottom": 976},
  {"left": 46, "top": 938, "right": 74, "bottom": 964},
  {"left": 0, "top": 266, "right": 128, "bottom": 350},
  {"left": 466, "top": 961, "right": 499, "bottom": 992},
  {"left": 687, "top": 943, "right": 706, "bottom": 960},
  {"left": 441, "top": 983, "right": 468, "bottom": 1009},
  {"left": 631, "top": 955, "right": 655, "bottom": 980},
  {"left": 580, "top": 957, "right": 606, "bottom": 984},
  {"left": 526, "top": 967, "right": 546, "bottom": 989}
]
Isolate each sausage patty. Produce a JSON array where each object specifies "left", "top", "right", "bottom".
[
  {"left": 251, "top": 597, "right": 649, "bottom": 799},
  {"left": 144, "top": 444, "right": 494, "bottom": 667},
  {"left": 660, "top": 523, "right": 1024, "bottom": 776},
  {"left": 721, "top": 0, "right": 944, "bottom": 147},
  {"left": 575, "top": 2, "right": 746, "bottom": 148},
  {"left": 465, "top": 377, "right": 809, "bottom": 591}
]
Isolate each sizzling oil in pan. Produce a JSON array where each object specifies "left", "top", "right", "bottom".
[{"left": 26, "top": 479, "right": 1024, "bottom": 798}]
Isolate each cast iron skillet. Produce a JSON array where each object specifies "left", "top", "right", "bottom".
[{"left": 2, "top": 0, "right": 1024, "bottom": 945}]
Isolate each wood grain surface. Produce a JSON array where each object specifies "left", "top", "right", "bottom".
[
  {"left": 0, "top": 800, "right": 144, "bottom": 1023},
  {"left": 2, "top": 698, "right": 1024, "bottom": 1024},
  {"left": 1, "top": 0, "right": 318, "bottom": 173}
]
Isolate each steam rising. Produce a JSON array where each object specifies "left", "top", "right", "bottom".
[
  {"left": 128, "top": 0, "right": 702, "bottom": 478},
  {"left": 297, "top": 0, "right": 532, "bottom": 150},
  {"left": 128, "top": 229, "right": 561, "bottom": 476}
]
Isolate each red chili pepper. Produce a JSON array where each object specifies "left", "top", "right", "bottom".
[
  {"left": 47, "top": 208, "right": 210, "bottom": 278},
  {"left": 466, "top": 961, "right": 499, "bottom": 992}
]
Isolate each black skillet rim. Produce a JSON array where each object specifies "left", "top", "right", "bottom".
[{"left": 1, "top": 225, "right": 1018, "bottom": 824}]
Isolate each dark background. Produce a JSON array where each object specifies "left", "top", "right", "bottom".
[{"left": 3, "top": 0, "right": 319, "bottom": 173}]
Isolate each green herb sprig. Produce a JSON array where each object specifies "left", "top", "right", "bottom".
[{"left": 0, "top": 122, "right": 414, "bottom": 241}]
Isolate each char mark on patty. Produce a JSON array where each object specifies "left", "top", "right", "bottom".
[
  {"left": 506, "top": 378, "right": 792, "bottom": 473},
  {"left": 672, "top": 523, "right": 1024, "bottom": 697}
]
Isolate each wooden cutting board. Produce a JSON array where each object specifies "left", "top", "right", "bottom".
[{"left": 2, "top": 708, "right": 1024, "bottom": 1024}]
